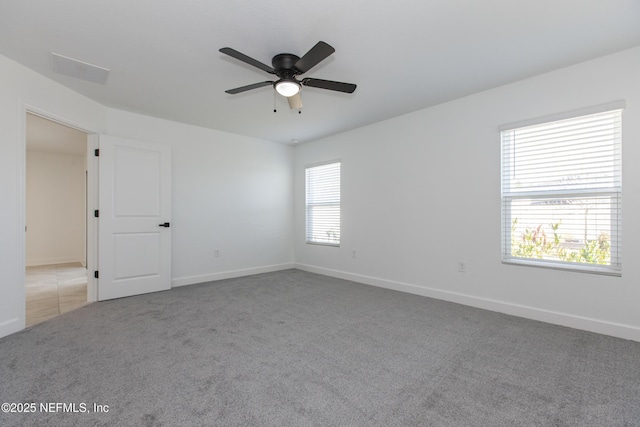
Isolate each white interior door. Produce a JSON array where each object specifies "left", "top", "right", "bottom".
[{"left": 97, "top": 135, "right": 171, "bottom": 300}]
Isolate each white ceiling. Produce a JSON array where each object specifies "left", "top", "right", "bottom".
[{"left": 2, "top": 1, "right": 640, "bottom": 145}]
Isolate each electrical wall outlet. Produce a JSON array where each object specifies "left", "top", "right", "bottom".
[
  {"left": 214, "top": 249, "right": 220, "bottom": 258},
  {"left": 457, "top": 261, "right": 466, "bottom": 273},
  {"left": 352, "top": 250, "right": 357, "bottom": 258}
]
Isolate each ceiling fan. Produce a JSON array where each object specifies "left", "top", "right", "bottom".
[{"left": 219, "top": 41, "right": 356, "bottom": 110}]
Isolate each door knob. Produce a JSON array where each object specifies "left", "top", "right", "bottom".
[{"left": 159, "top": 222, "right": 170, "bottom": 228}]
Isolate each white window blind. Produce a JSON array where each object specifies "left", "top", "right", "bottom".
[
  {"left": 501, "top": 108, "right": 622, "bottom": 275},
  {"left": 306, "top": 162, "right": 340, "bottom": 246}
]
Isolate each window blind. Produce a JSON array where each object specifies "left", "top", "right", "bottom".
[
  {"left": 306, "top": 162, "right": 340, "bottom": 246},
  {"left": 501, "top": 108, "right": 622, "bottom": 275}
]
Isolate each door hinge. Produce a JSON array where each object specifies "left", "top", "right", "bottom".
[
  {"left": 94, "top": 210, "right": 99, "bottom": 218},
  {"left": 94, "top": 148, "right": 99, "bottom": 157},
  {"left": 94, "top": 271, "right": 99, "bottom": 279}
]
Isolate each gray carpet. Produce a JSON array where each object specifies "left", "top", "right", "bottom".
[{"left": 1, "top": 269, "right": 639, "bottom": 426}]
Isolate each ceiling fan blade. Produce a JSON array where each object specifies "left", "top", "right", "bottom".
[
  {"left": 294, "top": 41, "right": 335, "bottom": 74},
  {"left": 287, "top": 93, "right": 303, "bottom": 110},
  {"left": 301, "top": 78, "right": 357, "bottom": 93},
  {"left": 219, "top": 47, "right": 275, "bottom": 74},
  {"left": 225, "top": 81, "right": 273, "bottom": 94}
]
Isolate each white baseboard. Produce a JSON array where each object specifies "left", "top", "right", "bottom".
[
  {"left": 26, "top": 256, "right": 84, "bottom": 267},
  {"left": 0, "top": 317, "right": 24, "bottom": 339},
  {"left": 172, "top": 263, "right": 295, "bottom": 288},
  {"left": 295, "top": 263, "right": 640, "bottom": 343}
]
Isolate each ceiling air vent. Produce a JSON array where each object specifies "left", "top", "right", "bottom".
[{"left": 51, "top": 52, "right": 110, "bottom": 84}]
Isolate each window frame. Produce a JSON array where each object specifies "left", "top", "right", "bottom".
[
  {"left": 500, "top": 102, "right": 623, "bottom": 276},
  {"left": 305, "top": 160, "right": 341, "bottom": 247}
]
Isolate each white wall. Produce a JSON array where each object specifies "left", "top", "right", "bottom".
[
  {"left": 26, "top": 150, "right": 86, "bottom": 266},
  {"left": 294, "top": 46, "right": 640, "bottom": 341}
]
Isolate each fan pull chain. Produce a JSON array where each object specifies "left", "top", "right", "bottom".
[{"left": 273, "top": 91, "right": 277, "bottom": 113}]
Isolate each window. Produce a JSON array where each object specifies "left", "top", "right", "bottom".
[
  {"left": 501, "top": 105, "right": 622, "bottom": 275},
  {"left": 306, "top": 161, "right": 340, "bottom": 246}
]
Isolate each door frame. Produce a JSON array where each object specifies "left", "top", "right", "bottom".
[{"left": 19, "top": 104, "right": 100, "bottom": 327}]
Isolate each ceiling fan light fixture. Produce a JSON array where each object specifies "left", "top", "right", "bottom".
[{"left": 275, "top": 79, "right": 300, "bottom": 97}]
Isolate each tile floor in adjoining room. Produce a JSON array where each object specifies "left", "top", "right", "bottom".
[{"left": 26, "top": 263, "right": 89, "bottom": 327}]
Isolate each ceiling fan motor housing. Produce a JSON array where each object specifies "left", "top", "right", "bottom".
[{"left": 272, "top": 54, "right": 301, "bottom": 79}]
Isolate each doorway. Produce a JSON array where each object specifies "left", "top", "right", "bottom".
[{"left": 25, "top": 113, "right": 90, "bottom": 326}]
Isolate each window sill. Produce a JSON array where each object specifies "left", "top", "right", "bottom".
[
  {"left": 502, "top": 258, "right": 621, "bottom": 277},
  {"left": 306, "top": 241, "right": 340, "bottom": 247}
]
